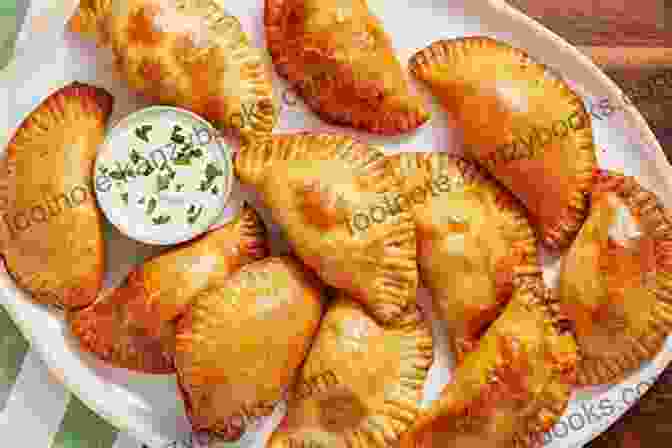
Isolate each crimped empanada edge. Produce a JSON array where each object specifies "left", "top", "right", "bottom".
[
  {"left": 388, "top": 151, "right": 543, "bottom": 359},
  {"left": 263, "top": 0, "right": 430, "bottom": 135},
  {"left": 399, "top": 278, "right": 576, "bottom": 448},
  {"left": 1, "top": 82, "right": 113, "bottom": 309},
  {"left": 408, "top": 36, "right": 597, "bottom": 250},
  {"left": 105, "top": 0, "right": 277, "bottom": 137},
  {"left": 174, "top": 257, "right": 324, "bottom": 440},
  {"left": 572, "top": 170, "right": 672, "bottom": 385},
  {"left": 235, "top": 133, "right": 419, "bottom": 323},
  {"left": 272, "top": 299, "right": 433, "bottom": 448}
]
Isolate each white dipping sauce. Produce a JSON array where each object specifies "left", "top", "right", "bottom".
[{"left": 94, "top": 106, "right": 233, "bottom": 245}]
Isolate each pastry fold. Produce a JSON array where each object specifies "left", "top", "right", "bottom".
[
  {"left": 388, "top": 152, "right": 541, "bottom": 363},
  {"left": 409, "top": 37, "right": 597, "bottom": 249},
  {"left": 174, "top": 256, "right": 325, "bottom": 440},
  {"left": 69, "top": 0, "right": 278, "bottom": 138},
  {"left": 0, "top": 82, "right": 113, "bottom": 309},
  {"left": 235, "top": 132, "right": 419, "bottom": 323},
  {"left": 265, "top": 0, "right": 429, "bottom": 134},
  {"left": 267, "top": 292, "right": 433, "bottom": 448},
  {"left": 400, "top": 277, "right": 577, "bottom": 448},
  {"left": 559, "top": 170, "right": 672, "bottom": 385},
  {"left": 68, "top": 203, "right": 269, "bottom": 373}
]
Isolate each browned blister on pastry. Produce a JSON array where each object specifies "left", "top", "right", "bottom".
[
  {"left": 265, "top": 0, "right": 429, "bottom": 134},
  {"left": 67, "top": 203, "right": 269, "bottom": 374},
  {"left": 69, "top": 0, "right": 278, "bottom": 138},
  {"left": 267, "top": 291, "right": 433, "bottom": 448},
  {"left": 388, "top": 152, "right": 541, "bottom": 363},
  {"left": 0, "top": 82, "right": 113, "bottom": 309},
  {"left": 400, "top": 278, "right": 577, "bottom": 448},
  {"left": 174, "top": 256, "right": 325, "bottom": 440},
  {"left": 409, "top": 37, "right": 597, "bottom": 249},
  {"left": 235, "top": 133, "right": 419, "bottom": 323},
  {"left": 559, "top": 170, "right": 672, "bottom": 385}
]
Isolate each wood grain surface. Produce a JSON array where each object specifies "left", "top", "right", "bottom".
[{"left": 507, "top": 2, "right": 672, "bottom": 447}]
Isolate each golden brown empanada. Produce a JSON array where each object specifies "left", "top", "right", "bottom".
[
  {"left": 69, "top": 0, "right": 278, "bottom": 137},
  {"left": 388, "top": 152, "right": 541, "bottom": 363},
  {"left": 67, "top": 203, "right": 268, "bottom": 373},
  {"left": 265, "top": 0, "right": 430, "bottom": 134},
  {"left": 235, "top": 132, "right": 418, "bottom": 323},
  {"left": 174, "top": 256, "right": 325, "bottom": 440},
  {"left": 400, "top": 277, "right": 577, "bottom": 448},
  {"left": 0, "top": 82, "right": 113, "bottom": 309},
  {"left": 559, "top": 170, "right": 672, "bottom": 385},
  {"left": 409, "top": 37, "right": 597, "bottom": 249},
  {"left": 267, "top": 291, "right": 433, "bottom": 448}
]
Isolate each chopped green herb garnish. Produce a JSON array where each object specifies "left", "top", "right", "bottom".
[
  {"left": 199, "top": 163, "right": 224, "bottom": 192},
  {"left": 109, "top": 170, "right": 125, "bottom": 181},
  {"left": 205, "top": 163, "right": 223, "bottom": 180},
  {"left": 176, "top": 184, "right": 184, "bottom": 192},
  {"left": 188, "top": 204, "right": 196, "bottom": 214},
  {"left": 171, "top": 125, "right": 186, "bottom": 144},
  {"left": 138, "top": 197, "right": 146, "bottom": 204},
  {"left": 152, "top": 215, "right": 171, "bottom": 225},
  {"left": 173, "top": 156, "right": 191, "bottom": 166},
  {"left": 157, "top": 174, "right": 171, "bottom": 192},
  {"left": 121, "top": 192, "right": 128, "bottom": 204},
  {"left": 140, "top": 163, "right": 154, "bottom": 176},
  {"left": 125, "top": 167, "right": 135, "bottom": 178},
  {"left": 130, "top": 149, "right": 141, "bottom": 164},
  {"left": 98, "top": 166, "right": 109, "bottom": 174},
  {"left": 190, "top": 148, "right": 203, "bottom": 158},
  {"left": 147, "top": 197, "right": 157, "bottom": 215},
  {"left": 135, "top": 125, "right": 152, "bottom": 143},
  {"left": 211, "top": 185, "right": 218, "bottom": 195},
  {"left": 187, "top": 205, "right": 203, "bottom": 225}
]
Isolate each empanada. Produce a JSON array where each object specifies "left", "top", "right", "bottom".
[
  {"left": 67, "top": 203, "right": 268, "bottom": 373},
  {"left": 409, "top": 37, "right": 597, "bottom": 249},
  {"left": 69, "top": 0, "right": 278, "bottom": 137},
  {"left": 235, "top": 132, "right": 418, "bottom": 323},
  {"left": 174, "top": 256, "right": 325, "bottom": 440},
  {"left": 388, "top": 152, "right": 541, "bottom": 363},
  {"left": 265, "top": 0, "right": 429, "bottom": 134},
  {"left": 558, "top": 170, "right": 672, "bottom": 385},
  {"left": 400, "top": 277, "right": 577, "bottom": 448},
  {"left": 0, "top": 82, "right": 113, "bottom": 309},
  {"left": 267, "top": 292, "right": 433, "bottom": 448}
]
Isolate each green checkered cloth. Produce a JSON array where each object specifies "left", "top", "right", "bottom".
[
  {"left": 0, "top": 0, "right": 20, "bottom": 70},
  {"left": 0, "top": 305, "right": 137, "bottom": 447}
]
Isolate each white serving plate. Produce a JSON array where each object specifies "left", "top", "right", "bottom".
[{"left": 1, "top": 1, "right": 672, "bottom": 447}]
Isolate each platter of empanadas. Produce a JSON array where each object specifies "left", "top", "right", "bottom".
[{"left": 1, "top": 1, "right": 672, "bottom": 447}]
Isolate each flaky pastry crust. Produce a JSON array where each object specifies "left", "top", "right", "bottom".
[
  {"left": 267, "top": 292, "right": 433, "bottom": 448},
  {"left": 387, "top": 152, "right": 541, "bottom": 363},
  {"left": 409, "top": 37, "right": 597, "bottom": 250},
  {"left": 70, "top": 0, "right": 278, "bottom": 139},
  {"left": 400, "top": 277, "right": 577, "bottom": 448},
  {"left": 67, "top": 203, "right": 268, "bottom": 373},
  {"left": 0, "top": 82, "right": 113, "bottom": 309},
  {"left": 235, "top": 132, "right": 419, "bottom": 323},
  {"left": 175, "top": 256, "right": 325, "bottom": 440},
  {"left": 265, "top": 0, "right": 429, "bottom": 134},
  {"left": 559, "top": 170, "right": 672, "bottom": 385}
]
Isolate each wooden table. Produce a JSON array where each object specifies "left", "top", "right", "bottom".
[{"left": 507, "top": 2, "right": 672, "bottom": 447}]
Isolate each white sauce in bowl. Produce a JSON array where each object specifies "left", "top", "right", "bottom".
[{"left": 94, "top": 106, "right": 233, "bottom": 245}]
